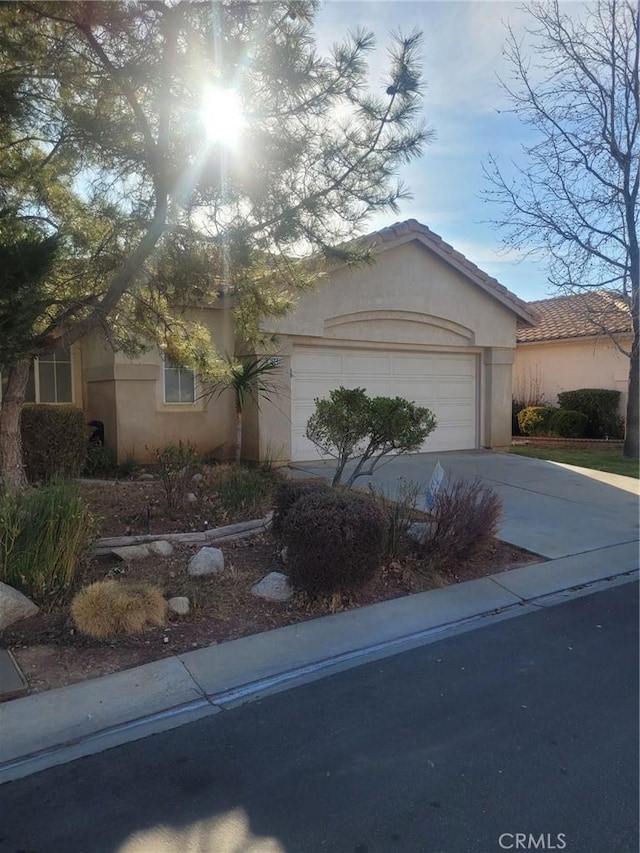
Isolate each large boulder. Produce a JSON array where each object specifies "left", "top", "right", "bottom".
[
  {"left": 251, "top": 572, "right": 293, "bottom": 602},
  {"left": 187, "top": 547, "right": 225, "bottom": 577},
  {"left": 0, "top": 582, "right": 39, "bottom": 630}
]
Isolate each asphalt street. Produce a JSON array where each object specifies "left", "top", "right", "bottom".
[{"left": 1, "top": 581, "right": 637, "bottom": 853}]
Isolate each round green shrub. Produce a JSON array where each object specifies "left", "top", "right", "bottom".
[
  {"left": 282, "top": 489, "right": 387, "bottom": 597},
  {"left": 517, "top": 405, "right": 558, "bottom": 436},
  {"left": 548, "top": 409, "right": 588, "bottom": 438},
  {"left": 557, "top": 388, "right": 623, "bottom": 438},
  {"left": 271, "top": 478, "right": 330, "bottom": 540}
]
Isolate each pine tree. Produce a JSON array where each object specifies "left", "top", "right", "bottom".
[{"left": 0, "top": 1, "right": 430, "bottom": 488}]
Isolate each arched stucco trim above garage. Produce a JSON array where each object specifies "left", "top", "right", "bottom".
[
  {"left": 246, "top": 220, "right": 535, "bottom": 465},
  {"left": 324, "top": 310, "right": 475, "bottom": 346}
]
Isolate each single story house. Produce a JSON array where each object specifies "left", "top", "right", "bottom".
[
  {"left": 514, "top": 292, "right": 632, "bottom": 412},
  {"left": 6, "top": 220, "right": 537, "bottom": 464}
]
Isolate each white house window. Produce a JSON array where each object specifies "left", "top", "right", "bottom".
[
  {"left": 163, "top": 358, "right": 196, "bottom": 404},
  {"left": 0, "top": 349, "right": 73, "bottom": 404},
  {"left": 26, "top": 349, "right": 73, "bottom": 403}
]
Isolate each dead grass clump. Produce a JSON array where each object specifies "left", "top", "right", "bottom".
[{"left": 71, "top": 580, "right": 167, "bottom": 639}]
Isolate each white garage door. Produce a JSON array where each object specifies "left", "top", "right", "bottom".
[{"left": 291, "top": 347, "right": 478, "bottom": 461}]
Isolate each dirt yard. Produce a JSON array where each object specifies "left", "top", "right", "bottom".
[{"left": 2, "top": 478, "right": 543, "bottom": 697}]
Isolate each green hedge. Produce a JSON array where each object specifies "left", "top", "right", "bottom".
[
  {"left": 548, "top": 409, "right": 588, "bottom": 438},
  {"left": 556, "top": 389, "right": 624, "bottom": 439},
  {"left": 21, "top": 404, "right": 87, "bottom": 482}
]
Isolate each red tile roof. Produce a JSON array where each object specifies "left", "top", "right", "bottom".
[{"left": 516, "top": 292, "right": 632, "bottom": 343}]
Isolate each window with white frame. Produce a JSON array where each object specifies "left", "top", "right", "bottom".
[
  {"left": 163, "top": 357, "right": 196, "bottom": 404},
  {"left": 28, "top": 349, "right": 73, "bottom": 403},
  {"left": 0, "top": 350, "right": 73, "bottom": 404}
]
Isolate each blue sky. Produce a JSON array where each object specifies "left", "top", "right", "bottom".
[{"left": 314, "top": 0, "right": 572, "bottom": 303}]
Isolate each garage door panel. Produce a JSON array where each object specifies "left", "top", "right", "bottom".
[
  {"left": 294, "top": 352, "right": 344, "bottom": 375},
  {"left": 344, "top": 354, "right": 392, "bottom": 376},
  {"left": 291, "top": 347, "right": 478, "bottom": 461}
]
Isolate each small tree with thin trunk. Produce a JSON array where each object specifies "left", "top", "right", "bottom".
[
  {"left": 483, "top": 0, "right": 639, "bottom": 457},
  {"left": 306, "top": 387, "right": 437, "bottom": 487}
]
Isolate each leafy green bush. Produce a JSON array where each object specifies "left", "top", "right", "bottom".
[
  {"left": 557, "top": 389, "right": 624, "bottom": 439},
  {"left": 149, "top": 440, "right": 199, "bottom": 508},
  {"left": 517, "top": 405, "right": 558, "bottom": 436},
  {"left": 21, "top": 404, "right": 87, "bottom": 482},
  {"left": 306, "top": 386, "right": 437, "bottom": 487},
  {"left": 0, "top": 482, "right": 94, "bottom": 603},
  {"left": 548, "top": 409, "right": 588, "bottom": 438},
  {"left": 282, "top": 489, "right": 386, "bottom": 597},
  {"left": 82, "top": 443, "right": 116, "bottom": 477},
  {"left": 271, "top": 478, "right": 330, "bottom": 540},
  {"left": 413, "top": 478, "right": 502, "bottom": 572}
]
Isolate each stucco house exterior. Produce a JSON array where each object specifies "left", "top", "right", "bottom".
[
  {"left": 7, "top": 220, "right": 537, "bottom": 464},
  {"left": 514, "top": 292, "right": 632, "bottom": 412}
]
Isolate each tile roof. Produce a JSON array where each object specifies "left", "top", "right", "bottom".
[
  {"left": 516, "top": 292, "right": 632, "bottom": 343},
  {"left": 360, "top": 219, "right": 537, "bottom": 324}
]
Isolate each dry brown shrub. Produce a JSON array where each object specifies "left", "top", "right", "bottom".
[
  {"left": 71, "top": 580, "right": 166, "bottom": 639},
  {"left": 415, "top": 478, "right": 502, "bottom": 572}
]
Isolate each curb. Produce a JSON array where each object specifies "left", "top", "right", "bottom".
[{"left": 1, "top": 544, "right": 637, "bottom": 785}]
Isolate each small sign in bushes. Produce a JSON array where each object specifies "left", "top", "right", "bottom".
[{"left": 425, "top": 460, "right": 445, "bottom": 510}]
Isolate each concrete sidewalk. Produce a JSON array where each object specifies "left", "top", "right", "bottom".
[{"left": 1, "top": 538, "right": 637, "bottom": 786}]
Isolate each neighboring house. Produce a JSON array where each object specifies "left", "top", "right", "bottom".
[
  {"left": 2, "top": 219, "right": 537, "bottom": 464},
  {"left": 514, "top": 292, "right": 632, "bottom": 412}
]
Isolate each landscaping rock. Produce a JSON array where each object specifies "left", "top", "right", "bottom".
[
  {"left": 187, "top": 547, "right": 225, "bottom": 576},
  {"left": 407, "top": 522, "right": 436, "bottom": 545},
  {"left": 168, "top": 596, "right": 190, "bottom": 616},
  {"left": 191, "top": 473, "right": 203, "bottom": 483},
  {"left": 138, "top": 473, "right": 155, "bottom": 481},
  {"left": 251, "top": 572, "right": 293, "bottom": 602},
  {"left": 147, "top": 540, "right": 174, "bottom": 557},
  {"left": 0, "top": 583, "right": 39, "bottom": 630},
  {"left": 112, "top": 544, "right": 151, "bottom": 561},
  {"left": 186, "top": 492, "right": 198, "bottom": 504},
  {"left": 280, "top": 546, "right": 288, "bottom": 565}
]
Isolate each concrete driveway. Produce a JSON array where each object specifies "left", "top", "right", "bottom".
[{"left": 290, "top": 450, "right": 640, "bottom": 559}]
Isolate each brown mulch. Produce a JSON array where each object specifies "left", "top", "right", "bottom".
[
  {"left": 2, "top": 477, "right": 544, "bottom": 698},
  {"left": 78, "top": 479, "right": 225, "bottom": 538}
]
